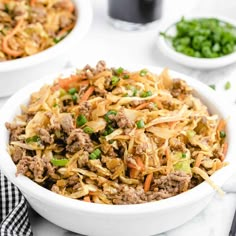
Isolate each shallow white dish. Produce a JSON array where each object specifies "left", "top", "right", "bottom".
[
  {"left": 0, "top": 64, "right": 235, "bottom": 236},
  {"left": 0, "top": 0, "right": 92, "bottom": 97},
  {"left": 157, "top": 16, "right": 236, "bottom": 69}
]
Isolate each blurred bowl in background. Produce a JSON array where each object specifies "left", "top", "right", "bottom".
[{"left": 0, "top": 0, "right": 92, "bottom": 97}]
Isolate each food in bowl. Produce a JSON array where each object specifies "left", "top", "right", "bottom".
[
  {"left": 160, "top": 17, "right": 236, "bottom": 58},
  {"left": 5, "top": 61, "right": 227, "bottom": 205},
  {"left": 0, "top": 0, "right": 76, "bottom": 61}
]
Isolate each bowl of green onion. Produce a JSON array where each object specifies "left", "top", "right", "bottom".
[{"left": 158, "top": 16, "right": 236, "bottom": 69}]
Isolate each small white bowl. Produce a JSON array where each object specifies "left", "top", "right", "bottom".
[
  {"left": 0, "top": 0, "right": 92, "bottom": 97},
  {"left": 0, "top": 64, "right": 235, "bottom": 236},
  {"left": 157, "top": 16, "right": 236, "bottom": 69}
]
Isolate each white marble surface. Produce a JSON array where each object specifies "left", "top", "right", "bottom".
[{"left": 1, "top": 0, "right": 236, "bottom": 235}]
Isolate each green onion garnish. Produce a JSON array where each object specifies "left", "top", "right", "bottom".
[
  {"left": 53, "top": 103, "right": 59, "bottom": 107},
  {"left": 123, "top": 74, "right": 130, "bottom": 79},
  {"left": 89, "top": 149, "right": 101, "bottom": 159},
  {"left": 26, "top": 135, "right": 40, "bottom": 143},
  {"left": 103, "top": 125, "right": 114, "bottom": 136},
  {"left": 209, "top": 84, "right": 216, "bottom": 90},
  {"left": 139, "top": 69, "right": 148, "bottom": 76},
  {"left": 224, "top": 81, "right": 231, "bottom": 90},
  {"left": 83, "top": 126, "right": 94, "bottom": 134},
  {"left": 116, "top": 67, "right": 124, "bottom": 75},
  {"left": 220, "top": 131, "right": 226, "bottom": 138},
  {"left": 68, "top": 87, "right": 77, "bottom": 95},
  {"left": 182, "top": 153, "right": 187, "bottom": 158},
  {"left": 104, "top": 110, "right": 117, "bottom": 123},
  {"left": 76, "top": 115, "right": 87, "bottom": 126},
  {"left": 140, "top": 91, "right": 152, "bottom": 98},
  {"left": 50, "top": 158, "right": 69, "bottom": 167},
  {"left": 53, "top": 38, "right": 61, "bottom": 44},
  {"left": 111, "top": 76, "right": 120, "bottom": 86},
  {"left": 136, "top": 120, "right": 145, "bottom": 129},
  {"left": 71, "top": 94, "right": 77, "bottom": 102}
]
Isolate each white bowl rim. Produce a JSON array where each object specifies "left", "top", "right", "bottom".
[
  {"left": 0, "top": 64, "right": 236, "bottom": 215},
  {"left": 157, "top": 15, "right": 236, "bottom": 69},
  {"left": 0, "top": 0, "right": 93, "bottom": 72}
]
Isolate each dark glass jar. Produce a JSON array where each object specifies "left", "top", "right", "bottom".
[{"left": 108, "top": 0, "right": 163, "bottom": 30}]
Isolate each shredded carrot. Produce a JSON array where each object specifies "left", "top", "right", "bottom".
[
  {"left": 58, "top": 76, "right": 79, "bottom": 89},
  {"left": 127, "top": 162, "right": 137, "bottom": 169},
  {"left": 136, "top": 156, "right": 145, "bottom": 171},
  {"left": 77, "top": 80, "right": 90, "bottom": 86},
  {"left": 66, "top": 0, "right": 75, "bottom": 13},
  {"left": 127, "top": 157, "right": 144, "bottom": 171},
  {"left": 83, "top": 196, "right": 91, "bottom": 202},
  {"left": 57, "top": 23, "right": 75, "bottom": 38},
  {"left": 30, "top": 0, "right": 36, "bottom": 6},
  {"left": 194, "top": 155, "right": 203, "bottom": 167},
  {"left": 80, "top": 86, "right": 95, "bottom": 103},
  {"left": 144, "top": 173, "right": 153, "bottom": 192},
  {"left": 168, "top": 121, "right": 177, "bottom": 129},
  {"left": 51, "top": 75, "right": 89, "bottom": 91},
  {"left": 2, "top": 18, "right": 24, "bottom": 57},
  {"left": 217, "top": 119, "right": 226, "bottom": 132},
  {"left": 165, "top": 148, "right": 173, "bottom": 174},
  {"left": 135, "top": 102, "right": 150, "bottom": 110},
  {"left": 217, "top": 119, "right": 226, "bottom": 139},
  {"left": 221, "top": 142, "right": 228, "bottom": 161},
  {"left": 152, "top": 97, "right": 163, "bottom": 109},
  {"left": 129, "top": 168, "right": 138, "bottom": 179}
]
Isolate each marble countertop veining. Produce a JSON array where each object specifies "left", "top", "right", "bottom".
[{"left": 1, "top": 0, "right": 236, "bottom": 235}]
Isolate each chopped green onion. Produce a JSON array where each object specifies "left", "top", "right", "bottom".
[
  {"left": 123, "top": 74, "right": 130, "bottom": 79},
  {"left": 116, "top": 67, "right": 124, "bottom": 75},
  {"left": 50, "top": 158, "right": 69, "bottom": 167},
  {"left": 127, "top": 85, "right": 138, "bottom": 96},
  {"left": 53, "top": 103, "right": 59, "bottom": 107},
  {"left": 83, "top": 126, "right": 94, "bottom": 134},
  {"left": 132, "top": 88, "right": 138, "bottom": 96},
  {"left": 53, "top": 38, "right": 61, "bottom": 44},
  {"left": 104, "top": 110, "right": 117, "bottom": 123},
  {"left": 89, "top": 148, "right": 101, "bottom": 159},
  {"left": 140, "top": 91, "right": 152, "bottom": 98},
  {"left": 220, "top": 131, "right": 226, "bottom": 138},
  {"left": 111, "top": 76, "right": 120, "bottom": 86},
  {"left": 76, "top": 115, "right": 87, "bottom": 126},
  {"left": 4, "top": 4, "right": 9, "bottom": 13},
  {"left": 209, "top": 84, "right": 216, "bottom": 90},
  {"left": 139, "top": 69, "right": 148, "bottom": 77},
  {"left": 224, "top": 81, "right": 231, "bottom": 90},
  {"left": 71, "top": 94, "right": 77, "bottom": 102},
  {"left": 59, "top": 89, "right": 66, "bottom": 96},
  {"left": 103, "top": 125, "right": 114, "bottom": 136},
  {"left": 182, "top": 153, "right": 187, "bottom": 158},
  {"left": 26, "top": 135, "right": 40, "bottom": 143},
  {"left": 68, "top": 87, "right": 77, "bottom": 95},
  {"left": 136, "top": 120, "right": 145, "bottom": 129},
  {"left": 186, "top": 130, "right": 196, "bottom": 138}
]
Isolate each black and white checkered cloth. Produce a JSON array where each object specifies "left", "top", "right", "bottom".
[{"left": 0, "top": 172, "right": 32, "bottom": 236}]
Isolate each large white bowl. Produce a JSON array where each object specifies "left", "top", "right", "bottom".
[
  {"left": 0, "top": 0, "right": 92, "bottom": 97},
  {"left": 0, "top": 65, "right": 235, "bottom": 236}
]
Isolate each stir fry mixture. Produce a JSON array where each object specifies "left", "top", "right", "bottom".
[
  {"left": 0, "top": 0, "right": 76, "bottom": 61},
  {"left": 6, "top": 61, "right": 228, "bottom": 204}
]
